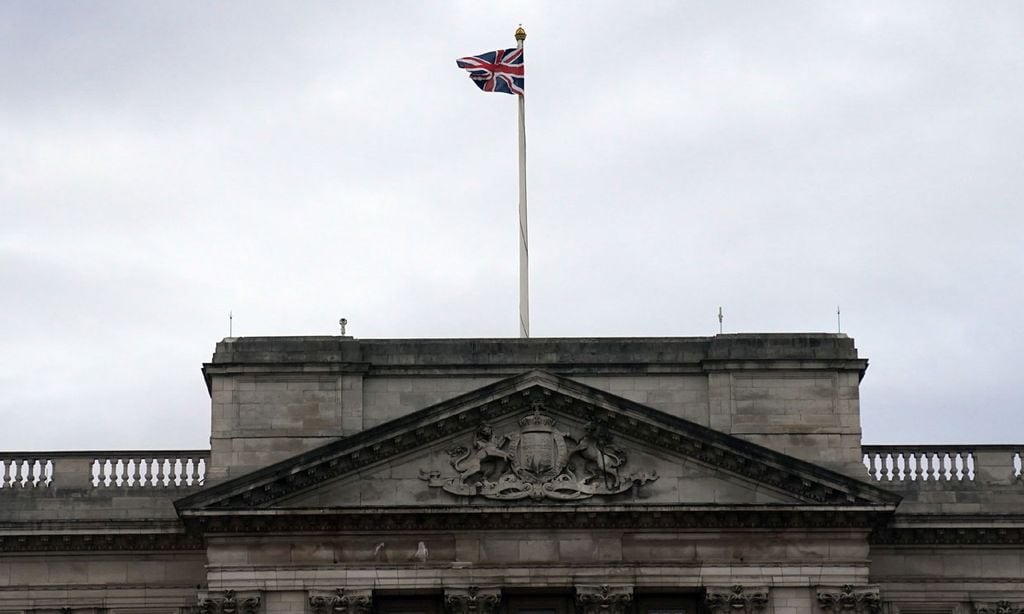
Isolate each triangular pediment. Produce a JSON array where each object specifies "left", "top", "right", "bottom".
[{"left": 177, "top": 371, "right": 899, "bottom": 520}]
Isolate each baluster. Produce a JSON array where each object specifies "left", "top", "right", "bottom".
[
  {"left": 183, "top": 458, "right": 195, "bottom": 486},
  {"left": 43, "top": 459, "right": 53, "bottom": 487},
  {"left": 31, "top": 459, "right": 42, "bottom": 487},
  {"left": 156, "top": 458, "right": 167, "bottom": 487},
  {"left": 137, "top": 458, "right": 149, "bottom": 487},
  {"left": 897, "top": 452, "right": 906, "bottom": 480},
  {"left": 913, "top": 452, "right": 925, "bottom": 481},
  {"left": 113, "top": 459, "right": 123, "bottom": 487},
  {"left": 942, "top": 452, "right": 952, "bottom": 480},
  {"left": 173, "top": 459, "right": 183, "bottom": 486},
  {"left": 953, "top": 452, "right": 964, "bottom": 480},
  {"left": 17, "top": 460, "right": 29, "bottom": 487},
  {"left": 90, "top": 459, "right": 99, "bottom": 487},
  {"left": 197, "top": 458, "right": 207, "bottom": 485},
  {"left": 966, "top": 451, "right": 975, "bottom": 480},
  {"left": 1, "top": 460, "right": 8, "bottom": 488}
]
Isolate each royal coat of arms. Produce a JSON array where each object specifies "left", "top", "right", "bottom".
[{"left": 420, "top": 409, "right": 657, "bottom": 501}]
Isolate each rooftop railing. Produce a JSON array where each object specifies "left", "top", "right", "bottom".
[
  {"left": 4, "top": 446, "right": 1021, "bottom": 491},
  {"left": 862, "top": 445, "right": 1023, "bottom": 483},
  {"left": 0, "top": 450, "right": 208, "bottom": 489}
]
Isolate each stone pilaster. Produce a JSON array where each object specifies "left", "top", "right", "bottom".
[
  {"left": 817, "top": 585, "right": 881, "bottom": 614},
  {"left": 705, "top": 585, "right": 770, "bottom": 614},
  {"left": 975, "top": 602, "right": 1024, "bottom": 614},
  {"left": 197, "top": 590, "right": 262, "bottom": 614},
  {"left": 444, "top": 587, "right": 501, "bottom": 614},
  {"left": 576, "top": 585, "right": 634, "bottom": 614},
  {"left": 308, "top": 588, "right": 373, "bottom": 614}
]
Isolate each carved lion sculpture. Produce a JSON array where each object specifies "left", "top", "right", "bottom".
[
  {"left": 569, "top": 422, "right": 626, "bottom": 488},
  {"left": 450, "top": 424, "right": 512, "bottom": 486}
]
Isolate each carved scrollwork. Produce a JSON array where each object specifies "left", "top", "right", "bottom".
[
  {"left": 444, "top": 586, "right": 501, "bottom": 614},
  {"left": 309, "top": 588, "right": 373, "bottom": 614},
  {"left": 706, "top": 585, "right": 770, "bottom": 614},
  {"left": 420, "top": 410, "right": 657, "bottom": 501},
  {"left": 197, "top": 590, "right": 261, "bottom": 614},
  {"left": 975, "top": 602, "right": 1024, "bottom": 614},
  {"left": 576, "top": 584, "right": 634, "bottom": 614},
  {"left": 817, "top": 585, "right": 880, "bottom": 614}
]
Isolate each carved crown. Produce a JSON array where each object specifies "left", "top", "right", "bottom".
[{"left": 519, "top": 409, "right": 555, "bottom": 430}]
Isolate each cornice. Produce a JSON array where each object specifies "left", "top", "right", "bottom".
[
  {"left": 871, "top": 514, "right": 1024, "bottom": 545},
  {"left": 0, "top": 530, "right": 203, "bottom": 553},
  {"left": 871, "top": 526, "right": 1024, "bottom": 545},
  {"left": 183, "top": 506, "right": 890, "bottom": 534}
]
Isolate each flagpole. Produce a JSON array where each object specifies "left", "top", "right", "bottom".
[{"left": 515, "top": 25, "right": 530, "bottom": 339}]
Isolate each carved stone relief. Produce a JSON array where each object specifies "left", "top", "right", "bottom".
[
  {"left": 706, "top": 585, "right": 770, "bottom": 614},
  {"left": 444, "top": 586, "right": 502, "bottom": 614},
  {"left": 576, "top": 585, "right": 634, "bottom": 614},
  {"left": 308, "top": 588, "right": 373, "bottom": 614},
  {"left": 817, "top": 585, "right": 881, "bottom": 614},
  {"left": 420, "top": 408, "right": 657, "bottom": 501},
  {"left": 975, "top": 602, "right": 1024, "bottom": 614},
  {"left": 197, "top": 590, "right": 261, "bottom": 614}
]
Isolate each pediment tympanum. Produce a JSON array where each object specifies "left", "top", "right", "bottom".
[
  {"left": 176, "top": 370, "right": 899, "bottom": 525},
  {"left": 420, "top": 407, "right": 657, "bottom": 501}
]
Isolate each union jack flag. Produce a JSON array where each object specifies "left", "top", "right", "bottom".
[{"left": 456, "top": 48, "right": 524, "bottom": 96}]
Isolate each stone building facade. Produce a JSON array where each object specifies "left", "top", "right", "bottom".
[{"left": 1, "top": 334, "right": 1022, "bottom": 614}]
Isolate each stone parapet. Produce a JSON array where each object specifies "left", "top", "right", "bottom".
[
  {"left": 861, "top": 445, "right": 1024, "bottom": 514},
  {"left": 202, "top": 334, "right": 869, "bottom": 479},
  {"left": 205, "top": 334, "right": 864, "bottom": 374}
]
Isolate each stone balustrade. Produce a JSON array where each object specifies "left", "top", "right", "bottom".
[
  {"left": 3, "top": 446, "right": 1021, "bottom": 492},
  {"left": 0, "top": 450, "right": 208, "bottom": 489},
  {"left": 862, "top": 445, "right": 1023, "bottom": 483}
]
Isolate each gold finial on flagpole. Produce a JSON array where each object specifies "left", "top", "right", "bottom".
[{"left": 515, "top": 25, "right": 526, "bottom": 41}]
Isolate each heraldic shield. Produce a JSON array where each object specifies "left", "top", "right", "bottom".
[
  {"left": 421, "top": 407, "right": 657, "bottom": 501},
  {"left": 510, "top": 411, "right": 567, "bottom": 483}
]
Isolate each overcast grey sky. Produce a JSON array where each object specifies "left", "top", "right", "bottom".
[{"left": 2, "top": 2, "right": 1022, "bottom": 451}]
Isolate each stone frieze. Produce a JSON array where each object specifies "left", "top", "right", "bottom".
[
  {"left": 444, "top": 586, "right": 501, "bottom": 614},
  {"left": 706, "top": 585, "right": 770, "bottom": 614},
  {"left": 197, "top": 590, "right": 261, "bottom": 614},
  {"left": 308, "top": 588, "right": 373, "bottom": 614},
  {"left": 816, "top": 585, "right": 881, "bottom": 614},
  {"left": 420, "top": 408, "right": 656, "bottom": 501},
  {"left": 576, "top": 584, "right": 634, "bottom": 614},
  {"left": 975, "top": 602, "right": 1024, "bottom": 614}
]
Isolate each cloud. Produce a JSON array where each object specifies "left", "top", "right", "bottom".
[{"left": 1, "top": 2, "right": 1022, "bottom": 449}]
